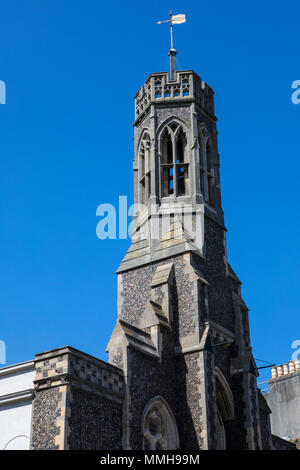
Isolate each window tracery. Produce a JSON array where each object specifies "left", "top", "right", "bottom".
[
  {"left": 142, "top": 397, "right": 179, "bottom": 450},
  {"left": 139, "top": 132, "right": 151, "bottom": 204},
  {"left": 198, "top": 127, "right": 215, "bottom": 205},
  {"left": 160, "top": 123, "right": 189, "bottom": 197}
]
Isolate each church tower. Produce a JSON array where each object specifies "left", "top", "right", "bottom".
[{"left": 107, "top": 48, "right": 266, "bottom": 450}]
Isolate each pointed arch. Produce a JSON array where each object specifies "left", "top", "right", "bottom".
[
  {"left": 137, "top": 127, "right": 151, "bottom": 149},
  {"left": 157, "top": 118, "right": 190, "bottom": 198},
  {"left": 161, "top": 127, "right": 173, "bottom": 164},
  {"left": 214, "top": 367, "right": 235, "bottom": 421},
  {"left": 213, "top": 367, "right": 235, "bottom": 450},
  {"left": 138, "top": 130, "right": 151, "bottom": 205},
  {"left": 156, "top": 115, "right": 189, "bottom": 141},
  {"left": 141, "top": 396, "right": 179, "bottom": 450},
  {"left": 197, "top": 124, "right": 215, "bottom": 205}
]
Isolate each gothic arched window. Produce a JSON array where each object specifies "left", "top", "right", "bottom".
[
  {"left": 160, "top": 123, "right": 189, "bottom": 197},
  {"left": 216, "top": 409, "right": 226, "bottom": 450},
  {"left": 176, "top": 129, "right": 188, "bottom": 195},
  {"left": 214, "top": 367, "right": 235, "bottom": 450},
  {"left": 161, "top": 129, "right": 174, "bottom": 196},
  {"left": 206, "top": 139, "right": 214, "bottom": 204},
  {"left": 139, "top": 132, "right": 151, "bottom": 205},
  {"left": 142, "top": 396, "right": 179, "bottom": 450},
  {"left": 198, "top": 128, "right": 215, "bottom": 205}
]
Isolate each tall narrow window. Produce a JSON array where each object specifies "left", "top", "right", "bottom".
[
  {"left": 176, "top": 130, "right": 188, "bottom": 195},
  {"left": 199, "top": 129, "right": 214, "bottom": 205},
  {"left": 216, "top": 409, "right": 226, "bottom": 450},
  {"left": 206, "top": 139, "right": 214, "bottom": 205},
  {"left": 139, "top": 133, "right": 151, "bottom": 205},
  {"left": 140, "top": 143, "right": 146, "bottom": 205},
  {"left": 145, "top": 135, "right": 151, "bottom": 201},
  {"left": 160, "top": 124, "right": 189, "bottom": 197},
  {"left": 214, "top": 368, "right": 235, "bottom": 450},
  {"left": 199, "top": 281, "right": 209, "bottom": 323},
  {"left": 161, "top": 130, "right": 174, "bottom": 196}
]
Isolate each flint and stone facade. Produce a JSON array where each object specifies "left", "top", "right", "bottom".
[
  {"left": 0, "top": 65, "right": 296, "bottom": 450},
  {"left": 30, "top": 346, "right": 124, "bottom": 450},
  {"left": 107, "top": 69, "right": 271, "bottom": 450}
]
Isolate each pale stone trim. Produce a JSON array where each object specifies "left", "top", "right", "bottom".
[
  {"left": 141, "top": 396, "right": 179, "bottom": 450},
  {"left": 0, "top": 361, "right": 34, "bottom": 376},
  {"left": 197, "top": 350, "right": 211, "bottom": 450},
  {"left": 0, "top": 389, "right": 34, "bottom": 407},
  {"left": 54, "top": 385, "right": 71, "bottom": 450}
]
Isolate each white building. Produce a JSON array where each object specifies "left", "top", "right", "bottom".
[{"left": 0, "top": 360, "right": 35, "bottom": 450}]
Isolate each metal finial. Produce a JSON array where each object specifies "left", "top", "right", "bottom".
[{"left": 157, "top": 13, "right": 186, "bottom": 81}]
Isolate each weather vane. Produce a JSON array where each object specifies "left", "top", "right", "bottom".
[
  {"left": 157, "top": 11, "right": 186, "bottom": 50},
  {"left": 157, "top": 12, "right": 186, "bottom": 80}
]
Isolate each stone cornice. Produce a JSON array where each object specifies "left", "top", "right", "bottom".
[
  {"left": 34, "top": 346, "right": 125, "bottom": 404},
  {"left": 0, "top": 360, "right": 34, "bottom": 377},
  {"left": 0, "top": 388, "right": 34, "bottom": 407}
]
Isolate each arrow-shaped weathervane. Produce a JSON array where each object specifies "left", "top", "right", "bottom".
[
  {"left": 157, "top": 12, "right": 186, "bottom": 80},
  {"left": 157, "top": 12, "right": 186, "bottom": 49}
]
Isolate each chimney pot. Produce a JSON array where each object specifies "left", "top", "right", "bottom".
[
  {"left": 289, "top": 361, "right": 296, "bottom": 373},
  {"left": 277, "top": 366, "right": 283, "bottom": 376},
  {"left": 283, "top": 364, "right": 289, "bottom": 375}
]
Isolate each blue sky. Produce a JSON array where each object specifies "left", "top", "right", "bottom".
[{"left": 0, "top": 0, "right": 299, "bottom": 385}]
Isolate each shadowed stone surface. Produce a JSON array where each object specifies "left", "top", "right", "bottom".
[{"left": 31, "top": 388, "right": 61, "bottom": 450}]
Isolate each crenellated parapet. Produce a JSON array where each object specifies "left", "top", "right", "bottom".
[{"left": 134, "top": 70, "right": 215, "bottom": 123}]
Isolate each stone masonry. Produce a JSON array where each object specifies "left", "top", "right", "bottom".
[
  {"left": 106, "top": 67, "right": 289, "bottom": 450},
  {"left": 30, "top": 346, "right": 124, "bottom": 450},
  {"left": 27, "top": 61, "right": 296, "bottom": 450}
]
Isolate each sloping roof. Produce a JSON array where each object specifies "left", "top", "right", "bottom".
[
  {"left": 117, "top": 214, "right": 201, "bottom": 273},
  {"left": 258, "top": 388, "right": 272, "bottom": 414}
]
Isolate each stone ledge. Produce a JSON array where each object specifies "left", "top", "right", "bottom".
[
  {"left": 35, "top": 346, "right": 123, "bottom": 375},
  {"left": 0, "top": 388, "right": 34, "bottom": 407},
  {"left": 34, "top": 346, "right": 125, "bottom": 403}
]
